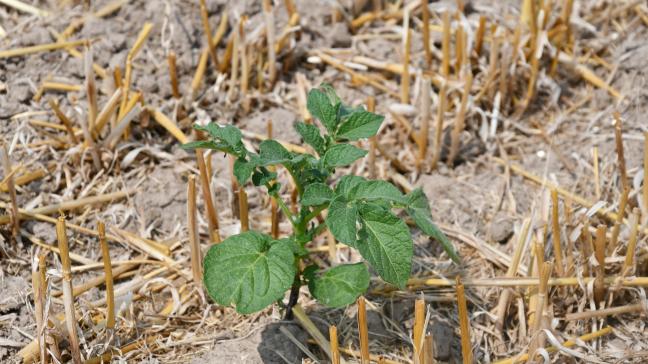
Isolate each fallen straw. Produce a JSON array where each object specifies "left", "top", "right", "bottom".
[
  {"left": 494, "top": 327, "right": 613, "bottom": 364},
  {"left": 0, "top": 0, "right": 48, "bottom": 16},
  {"left": 0, "top": 39, "right": 87, "bottom": 59},
  {"left": 566, "top": 302, "right": 645, "bottom": 321},
  {"left": 0, "top": 190, "right": 132, "bottom": 225},
  {"left": 48, "top": 98, "right": 79, "bottom": 144},
  {"left": 56, "top": 216, "right": 83, "bottom": 364},
  {"left": 148, "top": 108, "right": 189, "bottom": 143},
  {"left": 357, "top": 296, "right": 370, "bottom": 364}
]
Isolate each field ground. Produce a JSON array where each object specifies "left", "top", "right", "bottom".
[{"left": 1, "top": 0, "right": 648, "bottom": 363}]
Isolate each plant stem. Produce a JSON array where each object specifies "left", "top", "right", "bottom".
[{"left": 285, "top": 274, "right": 301, "bottom": 320}]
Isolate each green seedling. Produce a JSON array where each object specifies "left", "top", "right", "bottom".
[{"left": 182, "top": 84, "right": 460, "bottom": 314}]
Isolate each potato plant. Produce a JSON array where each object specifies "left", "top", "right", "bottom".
[{"left": 182, "top": 85, "right": 459, "bottom": 314}]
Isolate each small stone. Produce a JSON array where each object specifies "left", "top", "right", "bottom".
[{"left": 488, "top": 212, "right": 514, "bottom": 244}]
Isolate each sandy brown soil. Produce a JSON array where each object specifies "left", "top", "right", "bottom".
[{"left": 1, "top": 0, "right": 648, "bottom": 363}]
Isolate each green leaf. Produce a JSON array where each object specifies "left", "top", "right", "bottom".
[
  {"left": 233, "top": 158, "right": 256, "bottom": 185},
  {"left": 325, "top": 195, "right": 358, "bottom": 245},
  {"left": 336, "top": 110, "right": 384, "bottom": 141},
  {"left": 350, "top": 180, "right": 407, "bottom": 204},
  {"left": 194, "top": 124, "right": 243, "bottom": 147},
  {"left": 252, "top": 168, "right": 277, "bottom": 187},
  {"left": 308, "top": 263, "right": 370, "bottom": 308},
  {"left": 301, "top": 183, "right": 334, "bottom": 206},
  {"left": 406, "top": 188, "right": 460, "bottom": 263},
  {"left": 307, "top": 88, "right": 339, "bottom": 134},
  {"left": 335, "top": 175, "right": 366, "bottom": 199},
  {"left": 357, "top": 204, "right": 412, "bottom": 288},
  {"left": 319, "top": 83, "right": 341, "bottom": 106},
  {"left": 322, "top": 144, "right": 367, "bottom": 168},
  {"left": 203, "top": 231, "right": 296, "bottom": 314},
  {"left": 191, "top": 123, "right": 246, "bottom": 156},
  {"left": 180, "top": 140, "right": 221, "bottom": 150},
  {"left": 294, "top": 122, "right": 326, "bottom": 155},
  {"left": 258, "top": 140, "right": 292, "bottom": 165}
]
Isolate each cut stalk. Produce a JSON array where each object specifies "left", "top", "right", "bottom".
[
  {"left": 528, "top": 261, "right": 553, "bottom": 362},
  {"left": 593, "top": 225, "right": 607, "bottom": 305},
  {"left": 239, "top": 19, "right": 250, "bottom": 113},
  {"left": 593, "top": 147, "right": 601, "bottom": 200},
  {"left": 441, "top": 12, "right": 450, "bottom": 78},
  {"left": 622, "top": 208, "right": 640, "bottom": 276},
  {"left": 416, "top": 76, "right": 431, "bottom": 172},
  {"left": 448, "top": 71, "right": 473, "bottom": 166},
  {"left": 456, "top": 276, "right": 472, "bottom": 364},
  {"left": 613, "top": 112, "right": 629, "bottom": 193},
  {"left": 93, "top": 88, "right": 123, "bottom": 135},
  {"left": 357, "top": 297, "right": 370, "bottom": 364},
  {"left": 1, "top": 143, "right": 19, "bottom": 238},
  {"left": 610, "top": 187, "right": 629, "bottom": 255},
  {"left": 644, "top": 132, "right": 648, "bottom": 217},
  {"left": 413, "top": 299, "right": 425, "bottom": 364},
  {"left": 98, "top": 222, "right": 115, "bottom": 329},
  {"left": 167, "top": 51, "right": 180, "bottom": 99},
  {"left": 421, "top": 0, "right": 431, "bottom": 67},
  {"left": 430, "top": 83, "right": 447, "bottom": 170},
  {"left": 473, "top": 15, "right": 486, "bottom": 57},
  {"left": 56, "top": 216, "right": 83, "bottom": 364},
  {"left": 187, "top": 175, "right": 202, "bottom": 284},
  {"left": 227, "top": 20, "right": 240, "bottom": 101},
  {"left": 199, "top": 0, "right": 219, "bottom": 69},
  {"left": 495, "top": 218, "right": 531, "bottom": 330},
  {"left": 329, "top": 325, "right": 340, "bottom": 364},
  {"left": 31, "top": 254, "right": 46, "bottom": 364},
  {"left": 263, "top": 0, "right": 277, "bottom": 85},
  {"left": 239, "top": 187, "right": 249, "bottom": 232},
  {"left": 401, "top": 28, "right": 411, "bottom": 104},
  {"left": 367, "top": 96, "right": 377, "bottom": 178},
  {"left": 196, "top": 149, "right": 221, "bottom": 243},
  {"left": 84, "top": 44, "right": 98, "bottom": 132},
  {"left": 550, "top": 190, "right": 565, "bottom": 276}
]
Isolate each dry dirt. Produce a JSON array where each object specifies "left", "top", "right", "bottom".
[{"left": 2, "top": 0, "right": 648, "bottom": 363}]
